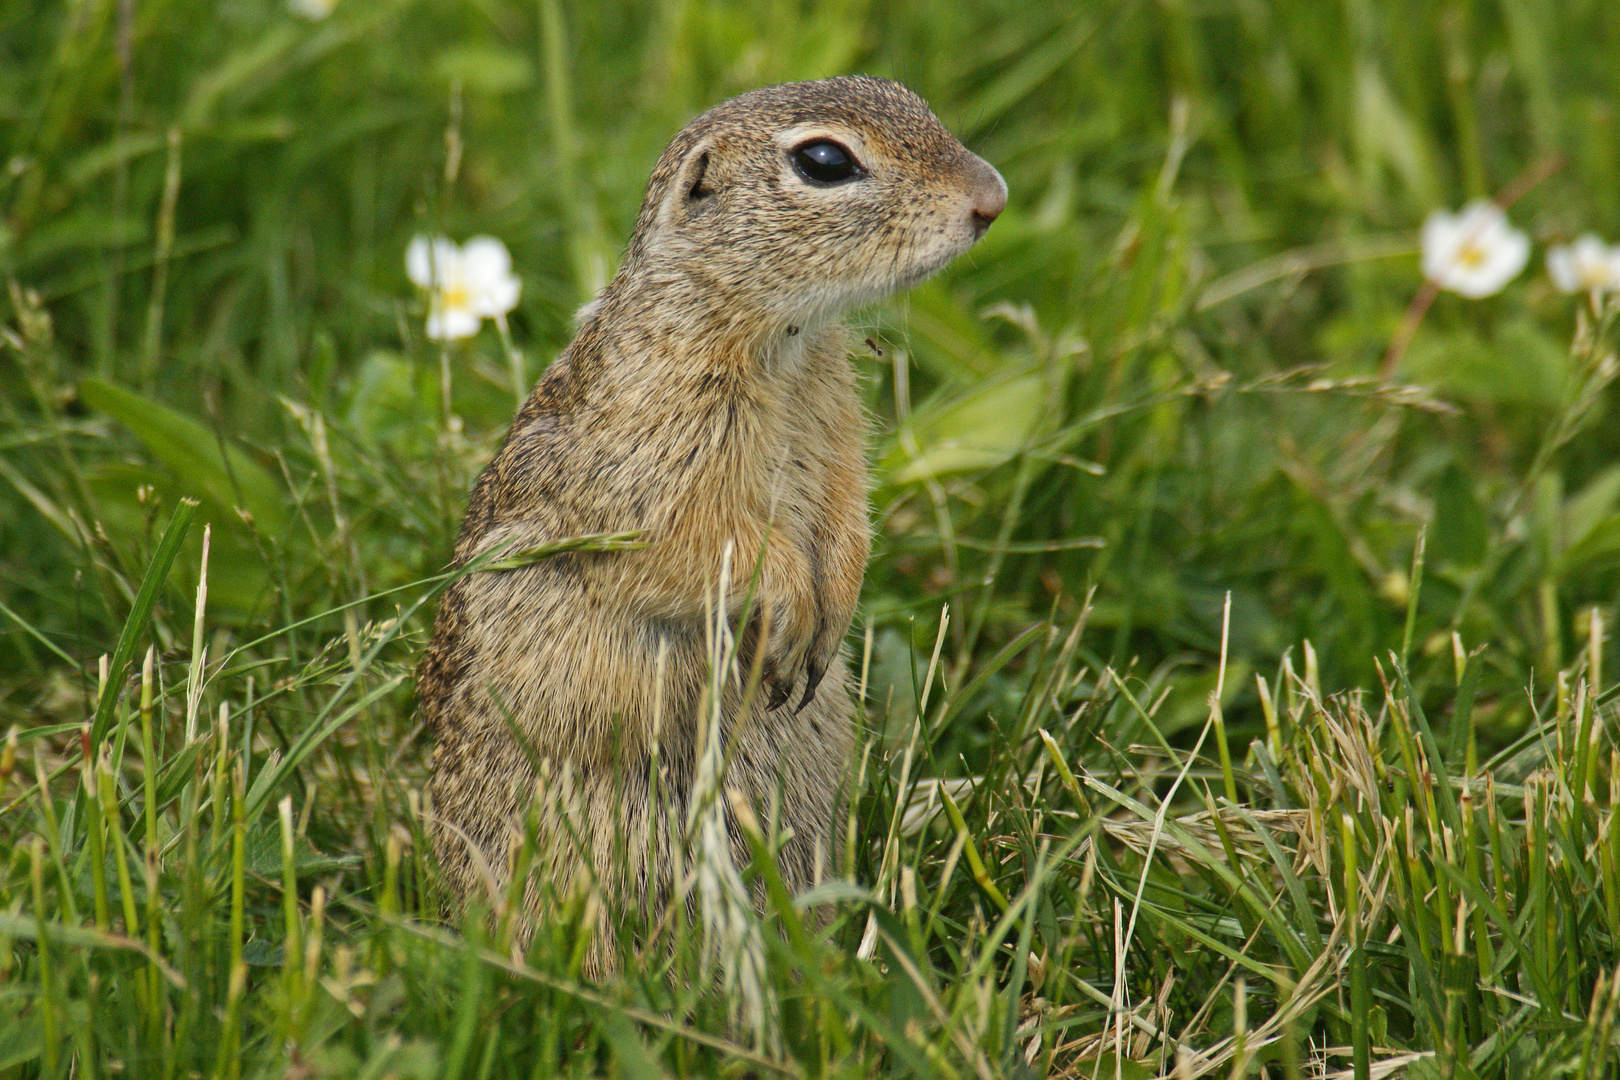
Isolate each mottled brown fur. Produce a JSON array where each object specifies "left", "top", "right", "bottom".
[{"left": 416, "top": 75, "right": 1004, "bottom": 970}]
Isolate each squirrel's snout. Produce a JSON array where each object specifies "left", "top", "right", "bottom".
[{"left": 966, "top": 156, "right": 1008, "bottom": 238}]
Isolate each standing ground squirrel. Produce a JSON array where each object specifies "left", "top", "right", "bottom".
[{"left": 417, "top": 75, "right": 1005, "bottom": 963}]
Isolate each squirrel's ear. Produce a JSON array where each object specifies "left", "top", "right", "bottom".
[
  {"left": 667, "top": 139, "right": 727, "bottom": 221},
  {"left": 685, "top": 151, "right": 716, "bottom": 202},
  {"left": 657, "top": 137, "right": 727, "bottom": 229}
]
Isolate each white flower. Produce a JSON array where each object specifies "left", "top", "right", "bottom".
[
  {"left": 1547, "top": 234, "right": 1620, "bottom": 295},
  {"left": 1420, "top": 199, "right": 1530, "bottom": 298},
  {"left": 405, "top": 234, "right": 522, "bottom": 341},
  {"left": 288, "top": 0, "right": 337, "bottom": 19}
]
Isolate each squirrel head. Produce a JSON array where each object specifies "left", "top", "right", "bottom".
[{"left": 611, "top": 76, "right": 1006, "bottom": 334}]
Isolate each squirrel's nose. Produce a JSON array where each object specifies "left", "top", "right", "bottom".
[{"left": 965, "top": 155, "right": 1007, "bottom": 238}]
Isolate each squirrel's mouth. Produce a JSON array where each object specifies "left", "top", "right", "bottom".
[{"left": 891, "top": 227, "right": 986, "bottom": 291}]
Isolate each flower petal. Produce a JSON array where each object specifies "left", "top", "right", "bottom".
[
  {"left": 1420, "top": 209, "right": 1463, "bottom": 282},
  {"left": 1572, "top": 234, "right": 1607, "bottom": 265},
  {"left": 405, "top": 236, "right": 433, "bottom": 287},
  {"left": 1481, "top": 228, "right": 1529, "bottom": 294},
  {"left": 1548, "top": 246, "right": 1579, "bottom": 293},
  {"left": 407, "top": 235, "right": 459, "bottom": 289},
  {"left": 1455, "top": 199, "right": 1504, "bottom": 231},
  {"left": 471, "top": 275, "right": 520, "bottom": 317},
  {"left": 1545, "top": 234, "right": 1620, "bottom": 294},
  {"left": 1421, "top": 200, "right": 1526, "bottom": 298},
  {"left": 460, "top": 236, "right": 513, "bottom": 291},
  {"left": 426, "top": 302, "right": 481, "bottom": 341}
]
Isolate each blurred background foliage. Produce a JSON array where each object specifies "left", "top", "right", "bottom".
[{"left": 4, "top": 0, "right": 1620, "bottom": 753}]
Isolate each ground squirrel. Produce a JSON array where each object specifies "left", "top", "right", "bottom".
[{"left": 417, "top": 75, "right": 1005, "bottom": 963}]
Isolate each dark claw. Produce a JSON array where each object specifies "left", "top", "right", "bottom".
[
  {"left": 766, "top": 676, "right": 792, "bottom": 711},
  {"left": 794, "top": 659, "right": 826, "bottom": 714}
]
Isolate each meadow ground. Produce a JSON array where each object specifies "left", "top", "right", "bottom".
[{"left": 4, "top": 0, "right": 1620, "bottom": 1076}]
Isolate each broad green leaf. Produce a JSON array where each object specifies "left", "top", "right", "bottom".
[
  {"left": 80, "top": 377, "right": 287, "bottom": 535},
  {"left": 1557, "top": 514, "right": 1620, "bottom": 578},
  {"left": 241, "top": 821, "right": 361, "bottom": 879},
  {"left": 881, "top": 372, "right": 1044, "bottom": 485},
  {"left": 1563, "top": 463, "right": 1620, "bottom": 552},
  {"left": 1404, "top": 321, "right": 1567, "bottom": 408},
  {"left": 345, "top": 351, "right": 441, "bottom": 456},
  {"left": 0, "top": 1009, "right": 43, "bottom": 1069}
]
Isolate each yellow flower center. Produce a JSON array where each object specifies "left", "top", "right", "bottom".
[{"left": 1457, "top": 243, "right": 1486, "bottom": 269}]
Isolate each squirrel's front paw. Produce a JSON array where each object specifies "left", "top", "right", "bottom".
[
  {"left": 756, "top": 601, "right": 819, "bottom": 713},
  {"left": 760, "top": 645, "right": 808, "bottom": 712},
  {"left": 762, "top": 665, "right": 795, "bottom": 711},
  {"left": 794, "top": 619, "right": 841, "bottom": 713},
  {"left": 759, "top": 615, "right": 837, "bottom": 714}
]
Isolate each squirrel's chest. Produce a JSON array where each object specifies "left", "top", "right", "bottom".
[
  {"left": 760, "top": 340, "right": 864, "bottom": 452},
  {"left": 758, "top": 359, "right": 866, "bottom": 497}
]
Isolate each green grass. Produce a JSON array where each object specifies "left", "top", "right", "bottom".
[{"left": 5, "top": 0, "right": 1620, "bottom": 1075}]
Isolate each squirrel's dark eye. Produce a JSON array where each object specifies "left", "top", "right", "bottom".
[{"left": 793, "top": 140, "right": 863, "bottom": 185}]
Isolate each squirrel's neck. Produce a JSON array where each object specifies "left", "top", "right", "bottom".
[{"left": 583, "top": 270, "right": 843, "bottom": 382}]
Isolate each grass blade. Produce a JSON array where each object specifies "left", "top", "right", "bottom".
[{"left": 89, "top": 498, "right": 198, "bottom": 753}]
